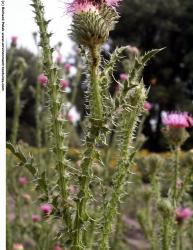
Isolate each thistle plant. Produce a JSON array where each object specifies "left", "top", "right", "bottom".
[
  {"left": 9, "top": 57, "right": 27, "bottom": 144},
  {"left": 136, "top": 112, "right": 193, "bottom": 250},
  {"left": 7, "top": 0, "right": 163, "bottom": 249}
]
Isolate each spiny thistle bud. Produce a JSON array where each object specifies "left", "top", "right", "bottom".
[
  {"left": 70, "top": 2, "right": 119, "bottom": 47},
  {"left": 162, "top": 127, "right": 189, "bottom": 148},
  {"left": 129, "top": 84, "right": 147, "bottom": 107},
  {"left": 157, "top": 199, "right": 173, "bottom": 217},
  {"left": 146, "top": 153, "right": 164, "bottom": 177},
  {"left": 15, "top": 57, "right": 27, "bottom": 70}
]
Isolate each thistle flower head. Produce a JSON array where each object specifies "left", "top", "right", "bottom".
[
  {"left": 13, "top": 243, "right": 24, "bottom": 250},
  {"left": 144, "top": 101, "right": 152, "bottom": 111},
  {"left": 40, "top": 203, "right": 53, "bottom": 215},
  {"left": 68, "top": 0, "right": 121, "bottom": 13},
  {"left": 11, "top": 36, "right": 18, "bottom": 47},
  {"left": 162, "top": 112, "right": 193, "bottom": 128},
  {"left": 38, "top": 74, "right": 48, "bottom": 87},
  {"left": 176, "top": 208, "right": 192, "bottom": 223},
  {"left": 18, "top": 176, "right": 28, "bottom": 186},
  {"left": 70, "top": 0, "right": 120, "bottom": 47},
  {"left": 32, "top": 214, "right": 41, "bottom": 222}
]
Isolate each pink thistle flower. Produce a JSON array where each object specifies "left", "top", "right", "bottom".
[
  {"left": 18, "top": 176, "right": 28, "bottom": 186},
  {"left": 64, "top": 63, "right": 72, "bottom": 72},
  {"left": 32, "top": 214, "right": 41, "bottom": 222},
  {"left": 67, "top": 0, "right": 121, "bottom": 14},
  {"left": 38, "top": 74, "right": 48, "bottom": 87},
  {"left": 176, "top": 208, "right": 192, "bottom": 222},
  {"left": 144, "top": 102, "right": 152, "bottom": 111},
  {"left": 13, "top": 243, "right": 24, "bottom": 250},
  {"left": 40, "top": 203, "right": 53, "bottom": 215},
  {"left": 54, "top": 245, "right": 62, "bottom": 250},
  {"left": 60, "top": 79, "right": 69, "bottom": 90},
  {"left": 105, "top": 0, "right": 121, "bottom": 6},
  {"left": 68, "top": 2, "right": 98, "bottom": 14},
  {"left": 162, "top": 112, "right": 193, "bottom": 128},
  {"left": 11, "top": 36, "right": 18, "bottom": 47},
  {"left": 119, "top": 73, "right": 128, "bottom": 81}
]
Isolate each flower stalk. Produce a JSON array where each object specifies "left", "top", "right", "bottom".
[{"left": 31, "top": 0, "right": 71, "bottom": 230}]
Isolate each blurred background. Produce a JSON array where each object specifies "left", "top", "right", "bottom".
[{"left": 6, "top": 0, "right": 193, "bottom": 151}]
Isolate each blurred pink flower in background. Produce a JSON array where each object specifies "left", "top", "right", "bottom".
[
  {"left": 176, "top": 179, "right": 183, "bottom": 189},
  {"left": 127, "top": 45, "right": 139, "bottom": 55},
  {"left": 56, "top": 54, "right": 63, "bottom": 64},
  {"left": 11, "top": 36, "right": 18, "bottom": 47},
  {"left": 40, "top": 203, "right": 53, "bottom": 215},
  {"left": 38, "top": 74, "right": 48, "bottom": 87},
  {"left": 13, "top": 243, "right": 24, "bottom": 250},
  {"left": 176, "top": 208, "right": 192, "bottom": 222},
  {"left": 119, "top": 73, "right": 128, "bottom": 81},
  {"left": 64, "top": 63, "right": 72, "bottom": 73},
  {"left": 60, "top": 79, "right": 69, "bottom": 90},
  {"left": 54, "top": 245, "right": 62, "bottom": 250},
  {"left": 18, "top": 176, "right": 28, "bottom": 186},
  {"left": 162, "top": 112, "right": 193, "bottom": 128},
  {"left": 32, "top": 214, "right": 41, "bottom": 222},
  {"left": 67, "top": 106, "right": 81, "bottom": 124},
  {"left": 144, "top": 102, "right": 152, "bottom": 111},
  {"left": 68, "top": 185, "right": 78, "bottom": 194}
]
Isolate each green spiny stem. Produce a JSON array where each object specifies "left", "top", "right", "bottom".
[
  {"left": 89, "top": 45, "right": 103, "bottom": 121},
  {"left": 10, "top": 70, "right": 24, "bottom": 144},
  {"left": 99, "top": 92, "right": 145, "bottom": 249},
  {"left": 162, "top": 217, "right": 171, "bottom": 250},
  {"left": 31, "top": 0, "right": 71, "bottom": 230},
  {"left": 72, "top": 45, "right": 104, "bottom": 249},
  {"left": 176, "top": 226, "right": 183, "bottom": 250},
  {"left": 173, "top": 147, "right": 180, "bottom": 207},
  {"left": 35, "top": 77, "right": 42, "bottom": 148},
  {"left": 72, "top": 126, "right": 99, "bottom": 249}
]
